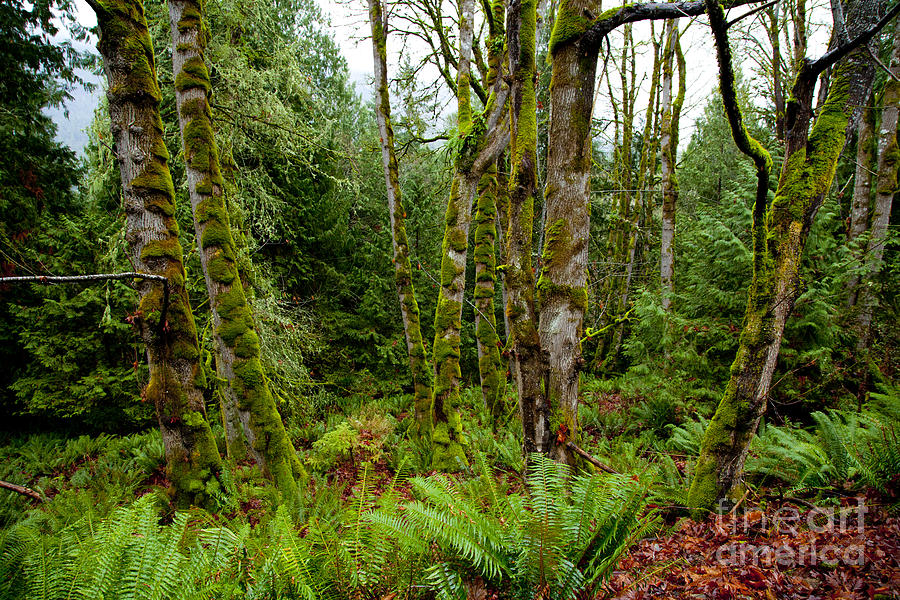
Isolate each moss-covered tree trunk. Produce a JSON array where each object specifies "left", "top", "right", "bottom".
[
  {"left": 431, "top": 0, "right": 510, "bottom": 469},
  {"left": 474, "top": 0, "right": 506, "bottom": 421},
  {"left": 368, "top": 0, "right": 434, "bottom": 440},
  {"left": 506, "top": 0, "right": 550, "bottom": 456},
  {"left": 167, "top": 0, "right": 303, "bottom": 503},
  {"left": 659, "top": 18, "right": 685, "bottom": 311},
  {"left": 856, "top": 17, "right": 900, "bottom": 351},
  {"left": 688, "top": 0, "right": 884, "bottom": 515},
  {"left": 89, "top": 0, "right": 222, "bottom": 508},
  {"left": 537, "top": 0, "right": 600, "bottom": 464}
]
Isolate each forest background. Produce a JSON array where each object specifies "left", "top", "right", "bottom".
[{"left": 0, "top": 0, "right": 898, "bottom": 596}]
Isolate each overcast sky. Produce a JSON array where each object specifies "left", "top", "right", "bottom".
[{"left": 54, "top": 0, "right": 831, "bottom": 155}]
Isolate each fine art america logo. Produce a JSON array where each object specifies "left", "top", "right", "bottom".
[{"left": 713, "top": 498, "right": 868, "bottom": 567}]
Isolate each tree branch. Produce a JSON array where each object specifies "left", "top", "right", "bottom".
[
  {"left": 0, "top": 273, "right": 171, "bottom": 333},
  {"left": 807, "top": 2, "right": 900, "bottom": 79},
  {"left": 0, "top": 480, "right": 42, "bottom": 502}
]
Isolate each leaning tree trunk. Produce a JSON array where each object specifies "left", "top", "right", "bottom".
[
  {"left": 167, "top": 0, "right": 304, "bottom": 503},
  {"left": 689, "top": 0, "right": 885, "bottom": 514},
  {"left": 89, "top": 0, "right": 222, "bottom": 509},
  {"left": 506, "top": 0, "right": 550, "bottom": 456},
  {"left": 856, "top": 17, "right": 900, "bottom": 352},
  {"left": 368, "top": 0, "right": 434, "bottom": 440},
  {"left": 537, "top": 0, "right": 600, "bottom": 464},
  {"left": 659, "top": 18, "right": 685, "bottom": 311}
]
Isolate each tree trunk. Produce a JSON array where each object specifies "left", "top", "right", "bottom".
[
  {"left": 167, "top": 0, "right": 303, "bottom": 503},
  {"left": 432, "top": 0, "right": 510, "bottom": 469},
  {"left": 845, "top": 95, "right": 876, "bottom": 307},
  {"left": 90, "top": 0, "right": 222, "bottom": 509},
  {"left": 368, "top": 0, "right": 434, "bottom": 440},
  {"left": 856, "top": 18, "right": 900, "bottom": 351},
  {"left": 507, "top": 0, "right": 550, "bottom": 456},
  {"left": 474, "top": 0, "right": 506, "bottom": 422},
  {"left": 538, "top": 0, "right": 600, "bottom": 464},
  {"left": 660, "top": 19, "right": 685, "bottom": 311},
  {"left": 689, "top": 0, "right": 883, "bottom": 514}
]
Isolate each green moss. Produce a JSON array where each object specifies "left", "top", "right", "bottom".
[
  {"left": 200, "top": 220, "right": 232, "bottom": 249},
  {"left": 131, "top": 161, "right": 176, "bottom": 205},
  {"left": 175, "top": 55, "right": 211, "bottom": 93},
  {"left": 140, "top": 237, "right": 182, "bottom": 262},
  {"left": 207, "top": 253, "right": 237, "bottom": 284}
]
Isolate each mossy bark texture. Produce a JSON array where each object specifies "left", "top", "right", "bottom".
[
  {"left": 689, "top": 0, "right": 881, "bottom": 515},
  {"left": 167, "top": 0, "right": 303, "bottom": 503},
  {"left": 659, "top": 18, "right": 685, "bottom": 311},
  {"left": 473, "top": 0, "right": 506, "bottom": 422},
  {"left": 475, "top": 165, "right": 505, "bottom": 420},
  {"left": 431, "top": 0, "right": 510, "bottom": 469},
  {"left": 506, "top": 0, "right": 551, "bottom": 456},
  {"left": 538, "top": 0, "right": 600, "bottom": 464},
  {"left": 856, "top": 18, "right": 900, "bottom": 351},
  {"left": 368, "top": 0, "right": 434, "bottom": 440},
  {"left": 90, "top": 0, "right": 222, "bottom": 509}
]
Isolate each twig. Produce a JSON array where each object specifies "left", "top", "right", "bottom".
[
  {"left": 0, "top": 480, "right": 42, "bottom": 502},
  {"left": 565, "top": 441, "right": 620, "bottom": 474}
]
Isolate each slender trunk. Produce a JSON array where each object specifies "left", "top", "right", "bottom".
[
  {"left": 539, "top": 0, "right": 601, "bottom": 464},
  {"left": 432, "top": 0, "right": 510, "bottom": 468},
  {"left": 507, "top": 0, "right": 550, "bottom": 456},
  {"left": 845, "top": 94, "right": 876, "bottom": 307},
  {"left": 474, "top": 0, "right": 506, "bottom": 421},
  {"left": 368, "top": 0, "right": 434, "bottom": 440},
  {"left": 767, "top": 4, "right": 785, "bottom": 141},
  {"left": 168, "top": 0, "right": 303, "bottom": 503},
  {"left": 856, "top": 18, "right": 900, "bottom": 351},
  {"left": 89, "top": 0, "right": 222, "bottom": 509},
  {"left": 689, "top": 0, "right": 881, "bottom": 514},
  {"left": 660, "top": 19, "right": 685, "bottom": 311},
  {"left": 475, "top": 164, "right": 505, "bottom": 419}
]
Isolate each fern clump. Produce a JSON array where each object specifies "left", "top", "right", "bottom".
[{"left": 373, "top": 453, "right": 658, "bottom": 600}]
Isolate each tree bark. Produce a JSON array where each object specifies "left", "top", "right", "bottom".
[
  {"left": 660, "top": 18, "right": 685, "bottom": 311},
  {"left": 368, "top": 0, "right": 434, "bottom": 441},
  {"left": 538, "top": 0, "right": 600, "bottom": 464},
  {"left": 845, "top": 94, "right": 876, "bottom": 307},
  {"left": 856, "top": 18, "right": 900, "bottom": 351},
  {"left": 89, "top": 0, "right": 222, "bottom": 509},
  {"left": 689, "top": 0, "right": 884, "bottom": 514},
  {"left": 506, "top": 0, "right": 551, "bottom": 456},
  {"left": 168, "top": 0, "right": 303, "bottom": 503}
]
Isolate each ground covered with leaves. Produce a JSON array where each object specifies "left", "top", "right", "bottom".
[{"left": 604, "top": 499, "right": 900, "bottom": 599}]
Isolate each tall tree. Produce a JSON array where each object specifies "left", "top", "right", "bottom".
[
  {"left": 89, "top": 0, "right": 223, "bottom": 508},
  {"left": 688, "top": 0, "right": 893, "bottom": 513},
  {"left": 429, "top": 0, "right": 509, "bottom": 469},
  {"left": 368, "top": 0, "right": 435, "bottom": 440},
  {"left": 659, "top": 18, "right": 685, "bottom": 311},
  {"left": 473, "top": 0, "right": 507, "bottom": 421},
  {"left": 537, "top": 0, "right": 601, "bottom": 462},
  {"left": 506, "top": 0, "right": 550, "bottom": 456},
  {"left": 166, "top": 0, "right": 304, "bottom": 501},
  {"left": 855, "top": 18, "right": 900, "bottom": 352}
]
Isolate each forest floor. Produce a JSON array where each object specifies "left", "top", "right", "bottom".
[{"left": 602, "top": 496, "right": 900, "bottom": 599}]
